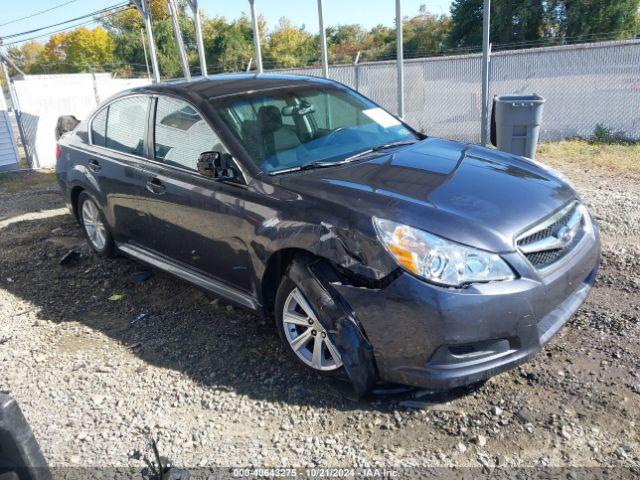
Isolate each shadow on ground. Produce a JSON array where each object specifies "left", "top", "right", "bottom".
[{"left": 0, "top": 187, "right": 480, "bottom": 411}]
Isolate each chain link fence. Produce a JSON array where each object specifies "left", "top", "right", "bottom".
[
  {"left": 273, "top": 39, "right": 640, "bottom": 144},
  {"left": 6, "top": 39, "right": 640, "bottom": 168}
]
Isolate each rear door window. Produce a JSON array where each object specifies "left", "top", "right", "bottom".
[
  {"left": 90, "top": 108, "right": 108, "bottom": 147},
  {"left": 104, "top": 96, "right": 149, "bottom": 156}
]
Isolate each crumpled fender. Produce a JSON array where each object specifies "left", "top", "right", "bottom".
[
  {"left": 254, "top": 215, "right": 398, "bottom": 282},
  {"left": 287, "top": 257, "right": 377, "bottom": 396}
]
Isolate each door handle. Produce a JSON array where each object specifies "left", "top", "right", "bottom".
[
  {"left": 146, "top": 178, "right": 166, "bottom": 195},
  {"left": 88, "top": 159, "right": 101, "bottom": 173}
]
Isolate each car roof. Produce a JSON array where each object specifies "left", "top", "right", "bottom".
[{"left": 128, "top": 73, "right": 339, "bottom": 102}]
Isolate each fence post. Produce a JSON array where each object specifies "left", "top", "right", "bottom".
[
  {"left": 89, "top": 66, "right": 100, "bottom": 105},
  {"left": 187, "top": 0, "right": 208, "bottom": 77},
  {"left": 132, "top": 0, "right": 160, "bottom": 83},
  {"left": 248, "top": 0, "right": 263, "bottom": 74},
  {"left": 354, "top": 51, "right": 361, "bottom": 91},
  {"left": 317, "top": 0, "right": 329, "bottom": 78},
  {"left": 481, "top": 0, "right": 491, "bottom": 145},
  {"left": 167, "top": 0, "right": 191, "bottom": 80},
  {"left": 1, "top": 60, "right": 33, "bottom": 168},
  {"left": 395, "top": 0, "right": 405, "bottom": 119},
  {"left": 140, "top": 29, "right": 152, "bottom": 82}
]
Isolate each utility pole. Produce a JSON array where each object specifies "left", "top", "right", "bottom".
[
  {"left": 131, "top": 0, "right": 160, "bottom": 82},
  {"left": 248, "top": 0, "right": 263, "bottom": 73},
  {"left": 187, "top": 0, "right": 208, "bottom": 76},
  {"left": 317, "top": 0, "right": 329, "bottom": 78},
  {"left": 481, "top": 0, "right": 491, "bottom": 145},
  {"left": 395, "top": 0, "right": 405, "bottom": 119},
  {"left": 167, "top": 0, "right": 191, "bottom": 80}
]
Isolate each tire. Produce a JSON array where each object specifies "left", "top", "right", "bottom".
[
  {"left": 78, "top": 192, "right": 115, "bottom": 257},
  {"left": 275, "top": 275, "right": 344, "bottom": 375}
]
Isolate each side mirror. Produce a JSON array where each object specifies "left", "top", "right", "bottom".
[
  {"left": 197, "top": 151, "right": 240, "bottom": 181},
  {"left": 55, "top": 115, "right": 80, "bottom": 141}
]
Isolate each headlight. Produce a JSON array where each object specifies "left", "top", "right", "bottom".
[{"left": 373, "top": 217, "right": 515, "bottom": 287}]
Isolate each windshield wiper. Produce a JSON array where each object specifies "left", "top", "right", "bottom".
[
  {"left": 269, "top": 161, "right": 338, "bottom": 175},
  {"left": 269, "top": 140, "right": 418, "bottom": 175},
  {"left": 372, "top": 140, "right": 418, "bottom": 151}
]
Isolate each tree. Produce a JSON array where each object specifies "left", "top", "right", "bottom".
[
  {"left": 447, "top": 0, "right": 640, "bottom": 49},
  {"left": 326, "top": 24, "right": 371, "bottom": 63},
  {"left": 447, "top": 0, "right": 547, "bottom": 49},
  {"left": 404, "top": 12, "right": 452, "bottom": 55},
  {"left": 265, "top": 18, "right": 318, "bottom": 68},
  {"left": 554, "top": 0, "right": 640, "bottom": 41},
  {"left": 202, "top": 14, "right": 259, "bottom": 72},
  {"left": 100, "top": 0, "right": 195, "bottom": 78},
  {"left": 367, "top": 25, "right": 395, "bottom": 60},
  {"left": 41, "top": 32, "right": 70, "bottom": 72},
  {"left": 6, "top": 42, "right": 45, "bottom": 74},
  {"left": 64, "top": 27, "right": 115, "bottom": 71}
]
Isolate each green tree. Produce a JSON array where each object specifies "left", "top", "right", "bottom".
[
  {"left": 202, "top": 14, "right": 260, "bottom": 72},
  {"left": 448, "top": 0, "right": 639, "bottom": 49},
  {"left": 553, "top": 0, "right": 640, "bottom": 41},
  {"left": 404, "top": 10, "right": 452, "bottom": 55},
  {"left": 448, "top": 0, "right": 547, "bottom": 49},
  {"left": 100, "top": 0, "right": 195, "bottom": 78},
  {"left": 64, "top": 27, "right": 115, "bottom": 71},
  {"left": 265, "top": 18, "right": 318, "bottom": 68},
  {"left": 6, "top": 42, "right": 45, "bottom": 74},
  {"left": 367, "top": 25, "right": 395, "bottom": 60},
  {"left": 326, "top": 24, "right": 371, "bottom": 63}
]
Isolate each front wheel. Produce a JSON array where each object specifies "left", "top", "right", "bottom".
[{"left": 275, "top": 277, "right": 343, "bottom": 373}]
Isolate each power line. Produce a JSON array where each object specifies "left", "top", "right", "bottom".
[
  {"left": 0, "top": 0, "right": 80, "bottom": 28},
  {"left": 2, "top": 6, "right": 133, "bottom": 47},
  {"left": 1, "top": 2, "right": 129, "bottom": 40}
]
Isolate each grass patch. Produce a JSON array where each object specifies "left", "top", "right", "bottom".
[
  {"left": 537, "top": 140, "right": 640, "bottom": 175},
  {"left": 0, "top": 171, "right": 57, "bottom": 194}
]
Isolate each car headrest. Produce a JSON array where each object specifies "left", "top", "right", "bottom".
[{"left": 258, "top": 105, "right": 282, "bottom": 134}]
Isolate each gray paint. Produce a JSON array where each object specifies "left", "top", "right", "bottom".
[{"left": 56, "top": 75, "right": 601, "bottom": 392}]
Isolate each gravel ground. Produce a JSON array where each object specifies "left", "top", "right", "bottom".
[{"left": 0, "top": 160, "right": 638, "bottom": 473}]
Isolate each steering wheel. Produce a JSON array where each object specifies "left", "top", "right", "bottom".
[{"left": 322, "top": 126, "right": 348, "bottom": 146}]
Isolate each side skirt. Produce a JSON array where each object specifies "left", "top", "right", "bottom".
[{"left": 118, "top": 243, "right": 260, "bottom": 311}]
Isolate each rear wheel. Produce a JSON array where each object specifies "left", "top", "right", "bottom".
[
  {"left": 275, "top": 277, "right": 343, "bottom": 373},
  {"left": 78, "top": 192, "right": 114, "bottom": 257}
]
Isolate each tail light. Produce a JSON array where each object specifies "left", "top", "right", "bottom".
[{"left": 55, "top": 144, "right": 62, "bottom": 160}]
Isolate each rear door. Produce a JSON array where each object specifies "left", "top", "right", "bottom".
[
  {"left": 87, "top": 95, "right": 152, "bottom": 245},
  {"left": 142, "top": 95, "right": 254, "bottom": 292}
]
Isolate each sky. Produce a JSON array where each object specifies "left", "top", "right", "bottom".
[{"left": 0, "top": 0, "right": 454, "bottom": 45}]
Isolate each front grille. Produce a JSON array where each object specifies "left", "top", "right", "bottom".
[{"left": 517, "top": 203, "right": 586, "bottom": 270}]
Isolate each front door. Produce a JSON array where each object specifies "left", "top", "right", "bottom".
[{"left": 142, "top": 95, "right": 254, "bottom": 293}]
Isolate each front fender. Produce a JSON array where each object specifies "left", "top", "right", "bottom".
[
  {"left": 287, "top": 257, "right": 378, "bottom": 396},
  {"left": 253, "top": 215, "right": 397, "bottom": 281}
]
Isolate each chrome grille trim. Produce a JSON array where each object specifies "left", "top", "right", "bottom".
[{"left": 516, "top": 202, "right": 587, "bottom": 271}]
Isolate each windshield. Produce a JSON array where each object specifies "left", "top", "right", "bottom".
[{"left": 214, "top": 86, "right": 418, "bottom": 173}]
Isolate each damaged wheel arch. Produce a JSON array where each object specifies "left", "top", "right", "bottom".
[{"left": 277, "top": 254, "right": 378, "bottom": 396}]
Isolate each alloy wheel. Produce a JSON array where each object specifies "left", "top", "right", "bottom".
[
  {"left": 282, "top": 287, "right": 343, "bottom": 371},
  {"left": 81, "top": 199, "right": 107, "bottom": 251}
]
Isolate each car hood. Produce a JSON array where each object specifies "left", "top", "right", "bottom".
[{"left": 274, "top": 137, "right": 577, "bottom": 253}]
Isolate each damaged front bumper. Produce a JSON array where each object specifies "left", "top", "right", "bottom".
[{"left": 331, "top": 227, "right": 601, "bottom": 391}]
